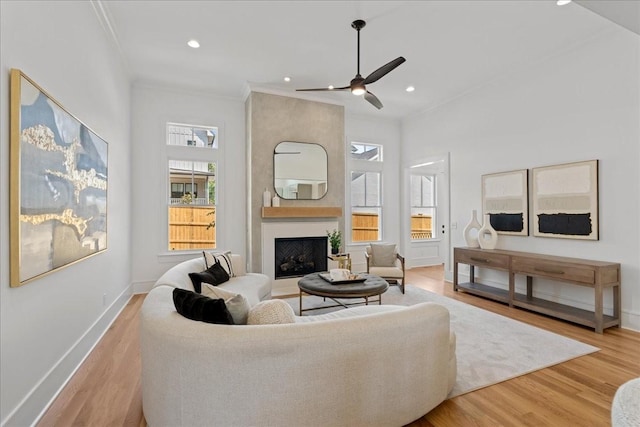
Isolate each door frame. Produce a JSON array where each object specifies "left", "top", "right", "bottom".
[{"left": 401, "top": 153, "right": 450, "bottom": 272}]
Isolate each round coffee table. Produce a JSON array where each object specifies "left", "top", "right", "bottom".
[{"left": 297, "top": 272, "right": 389, "bottom": 315}]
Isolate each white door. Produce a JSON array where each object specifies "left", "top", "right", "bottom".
[{"left": 402, "top": 153, "right": 450, "bottom": 270}]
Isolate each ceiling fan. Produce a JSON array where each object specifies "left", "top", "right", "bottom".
[{"left": 296, "top": 19, "right": 406, "bottom": 110}]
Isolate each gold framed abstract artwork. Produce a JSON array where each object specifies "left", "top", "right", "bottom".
[
  {"left": 532, "top": 160, "right": 598, "bottom": 240},
  {"left": 10, "top": 69, "right": 108, "bottom": 287}
]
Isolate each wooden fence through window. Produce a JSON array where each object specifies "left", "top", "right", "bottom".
[
  {"left": 168, "top": 205, "right": 216, "bottom": 250},
  {"left": 351, "top": 213, "right": 433, "bottom": 242}
]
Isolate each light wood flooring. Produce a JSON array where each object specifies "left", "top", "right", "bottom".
[{"left": 38, "top": 266, "right": 640, "bottom": 426}]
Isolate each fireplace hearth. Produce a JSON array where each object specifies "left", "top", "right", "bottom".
[{"left": 275, "top": 236, "right": 328, "bottom": 279}]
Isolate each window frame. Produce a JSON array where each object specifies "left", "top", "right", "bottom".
[
  {"left": 410, "top": 173, "right": 437, "bottom": 241},
  {"left": 164, "top": 122, "right": 221, "bottom": 253},
  {"left": 348, "top": 141, "right": 384, "bottom": 244}
]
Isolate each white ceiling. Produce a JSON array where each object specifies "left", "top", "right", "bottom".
[{"left": 99, "top": 0, "right": 633, "bottom": 119}]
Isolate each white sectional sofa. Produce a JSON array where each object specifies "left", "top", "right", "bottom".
[
  {"left": 140, "top": 255, "right": 456, "bottom": 427},
  {"left": 153, "top": 254, "right": 271, "bottom": 305}
]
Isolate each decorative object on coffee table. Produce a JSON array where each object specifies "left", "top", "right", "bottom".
[
  {"left": 327, "top": 229, "right": 342, "bottom": 254},
  {"left": 463, "top": 209, "right": 482, "bottom": 248},
  {"left": 478, "top": 214, "right": 498, "bottom": 249}
]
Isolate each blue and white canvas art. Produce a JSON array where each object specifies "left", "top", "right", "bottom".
[{"left": 10, "top": 69, "right": 108, "bottom": 286}]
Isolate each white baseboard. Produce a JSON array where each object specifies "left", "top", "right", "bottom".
[
  {"left": 132, "top": 280, "right": 155, "bottom": 294},
  {"left": 1, "top": 286, "right": 132, "bottom": 427}
]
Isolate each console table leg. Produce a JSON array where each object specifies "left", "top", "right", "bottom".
[
  {"left": 508, "top": 273, "right": 515, "bottom": 307},
  {"left": 613, "top": 284, "right": 621, "bottom": 327},
  {"left": 526, "top": 276, "right": 533, "bottom": 299},
  {"left": 454, "top": 261, "right": 459, "bottom": 291},
  {"left": 595, "top": 284, "right": 604, "bottom": 334}
]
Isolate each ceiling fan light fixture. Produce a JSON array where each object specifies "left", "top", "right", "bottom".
[{"left": 352, "top": 86, "right": 366, "bottom": 96}]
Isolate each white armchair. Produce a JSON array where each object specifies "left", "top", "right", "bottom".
[{"left": 365, "top": 243, "right": 406, "bottom": 293}]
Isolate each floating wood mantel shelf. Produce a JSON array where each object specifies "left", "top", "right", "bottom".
[{"left": 261, "top": 207, "right": 342, "bottom": 218}]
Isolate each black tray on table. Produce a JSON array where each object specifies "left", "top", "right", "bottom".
[{"left": 318, "top": 272, "right": 367, "bottom": 285}]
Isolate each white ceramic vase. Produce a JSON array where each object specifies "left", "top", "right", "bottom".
[
  {"left": 463, "top": 210, "right": 482, "bottom": 248},
  {"left": 263, "top": 188, "right": 271, "bottom": 207},
  {"left": 478, "top": 214, "right": 498, "bottom": 250},
  {"left": 272, "top": 194, "right": 280, "bottom": 207}
]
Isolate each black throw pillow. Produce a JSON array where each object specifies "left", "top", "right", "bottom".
[
  {"left": 188, "top": 259, "right": 230, "bottom": 293},
  {"left": 172, "top": 288, "right": 234, "bottom": 325}
]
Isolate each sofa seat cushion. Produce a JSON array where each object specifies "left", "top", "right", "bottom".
[
  {"left": 368, "top": 266, "right": 404, "bottom": 278},
  {"left": 218, "top": 273, "right": 271, "bottom": 307}
]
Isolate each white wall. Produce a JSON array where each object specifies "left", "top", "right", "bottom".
[
  {"left": 345, "top": 114, "right": 402, "bottom": 272},
  {"left": 130, "top": 84, "right": 246, "bottom": 291},
  {"left": 402, "top": 28, "right": 640, "bottom": 330},
  {"left": 0, "top": 2, "right": 132, "bottom": 425}
]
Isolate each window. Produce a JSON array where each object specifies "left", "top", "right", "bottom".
[
  {"left": 349, "top": 142, "right": 383, "bottom": 243},
  {"left": 166, "top": 123, "right": 219, "bottom": 251},
  {"left": 410, "top": 174, "right": 436, "bottom": 240}
]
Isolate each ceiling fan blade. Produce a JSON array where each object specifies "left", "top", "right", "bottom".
[
  {"left": 363, "top": 57, "right": 406, "bottom": 85},
  {"left": 296, "top": 86, "right": 350, "bottom": 92},
  {"left": 364, "top": 91, "right": 383, "bottom": 109}
]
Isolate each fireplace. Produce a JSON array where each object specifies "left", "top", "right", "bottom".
[{"left": 274, "top": 236, "right": 328, "bottom": 279}]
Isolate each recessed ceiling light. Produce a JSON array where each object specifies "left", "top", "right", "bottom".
[
  {"left": 187, "top": 39, "right": 200, "bottom": 48},
  {"left": 556, "top": 0, "right": 571, "bottom": 5},
  {"left": 284, "top": 76, "right": 291, "bottom": 82},
  {"left": 328, "top": 85, "right": 334, "bottom": 90},
  {"left": 406, "top": 86, "right": 415, "bottom": 92}
]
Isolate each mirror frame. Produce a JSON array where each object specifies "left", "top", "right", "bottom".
[{"left": 273, "top": 141, "right": 328, "bottom": 200}]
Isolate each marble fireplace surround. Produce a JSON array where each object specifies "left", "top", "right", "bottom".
[{"left": 262, "top": 219, "right": 338, "bottom": 296}]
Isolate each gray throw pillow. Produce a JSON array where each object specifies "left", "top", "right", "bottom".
[
  {"left": 370, "top": 243, "right": 397, "bottom": 267},
  {"left": 201, "top": 284, "right": 250, "bottom": 325}
]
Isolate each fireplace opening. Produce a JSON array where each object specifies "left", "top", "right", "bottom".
[{"left": 274, "top": 236, "right": 328, "bottom": 279}]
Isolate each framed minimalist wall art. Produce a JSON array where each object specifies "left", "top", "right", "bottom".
[
  {"left": 482, "top": 169, "right": 528, "bottom": 236},
  {"left": 532, "top": 160, "right": 598, "bottom": 240},
  {"left": 10, "top": 69, "right": 108, "bottom": 287}
]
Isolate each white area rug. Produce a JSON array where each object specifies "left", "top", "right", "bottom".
[{"left": 286, "top": 284, "right": 599, "bottom": 398}]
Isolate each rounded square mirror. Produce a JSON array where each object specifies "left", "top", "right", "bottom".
[{"left": 274, "top": 141, "right": 328, "bottom": 200}]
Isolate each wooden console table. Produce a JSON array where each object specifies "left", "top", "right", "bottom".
[{"left": 453, "top": 247, "right": 621, "bottom": 333}]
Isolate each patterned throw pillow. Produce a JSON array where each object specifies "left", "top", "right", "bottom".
[
  {"left": 201, "top": 284, "right": 250, "bottom": 325},
  {"left": 203, "top": 250, "right": 235, "bottom": 277},
  {"left": 247, "top": 300, "right": 295, "bottom": 325},
  {"left": 172, "top": 288, "right": 233, "bottom": 325}
]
